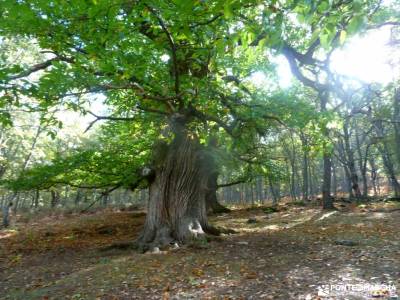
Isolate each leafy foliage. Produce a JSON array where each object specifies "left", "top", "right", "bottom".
[{"left": 0, "top": 0, "right": 397, "bottom": 197}]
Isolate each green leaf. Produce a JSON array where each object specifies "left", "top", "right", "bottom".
[
  {"left": 339, "top": 30, "right": 347, "bottom": 45},
  {"left": 223, "top": 2, "right": 234, "bottom": 19},
  {"left": 347, "top": 15, "right": 364, "bottom": 34},
  {"left": 317, "top": 1, "right": 329, "bottom": 13},
  {"left": 320, "top": 31, "right": 331, "bottom": 49}
]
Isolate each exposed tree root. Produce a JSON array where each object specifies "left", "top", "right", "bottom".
[
  {"left": 210, "top": 203, "right": 231, "bottom": 214},
  {"left": 99, "top": 241, "right": 137, "bottom": 252},
  {"left": 204, "top": 224, "right": 237, "bottom": 236},
  {"left": 135, "top": 218, "right": 236, "bottom": 253}
]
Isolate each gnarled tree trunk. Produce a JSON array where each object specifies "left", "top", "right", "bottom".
[{"left": 136, "top": 127, "right": 214, "bottom": 251}]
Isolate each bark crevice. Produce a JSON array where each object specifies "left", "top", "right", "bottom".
[{"left": 136, "top": 128, "right": 212, "bottom": 251}]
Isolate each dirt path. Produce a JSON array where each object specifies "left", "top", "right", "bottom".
[{"left": 1, "top": 202, "right": 399, "bottom": 299}]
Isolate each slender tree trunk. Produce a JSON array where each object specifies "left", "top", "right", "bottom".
[
  {"left": 393, "top": 88, "right": 400, "bottom": 165},
  {"left": 256, "top": 176, "right": 263, "bottom": 203},
  {"left": 290, "top": 161, "right": 297, "bottom": 201},
  {"left": 50, "top": 190, "right": 60, "bottom": 208},
  {"left": 20, "top": 194, "right": 27, "bottom": 210},
  {"left": 337, "top": 139, "right": 353, "bottom": 198},
  {"left": 344, "top": 166, "right": 353, "bottom": 197},
  {"left": 63, "top": 186, "right": 70, "bottom": 207},
  {"left": 343, "top": 118, "right": 362, "bottom": 199},
  {"left": 332, "top": 160, "right": 337, "bottom": 198},
  {"left": 227, "top": 186, "right": 232, "bottom": 204},
  {"left": 75, "top": 189, "right": 82, "bottom": 206},
  {"left": 369, "top": 157, "right": 378, "bottom": 197},
  {"left": 308, "top": 161, "right": 315, "bottom": 199},
  {"left": 285, "top": 157, "right": 296, "bottom": 201},
  {"left": 250, "top": 182, "right": 255, "bottom": 205},
  {"left": 322, "top": 153, "right": 334, "bottom": 209},
  {"left": 320, "top": 91, "right": 334, "bottom": 209},
  {"left": 262, "top": 178, "right": 267, "bottom": 203},
  {"left": 30, "top": 193, "right": 35, "bottom": 208},
  {"left": 240, "top": 183, "right": 244, "bottom": 205},
  {"left": 374, "top": 120, "right": 400, "bottom": 197},
  {"left": 339, "top": 166, "right": 345, "bottom": 195},
  {"left": 10, "top": 124, "right": 43, "bottom": 214},
  {"left": 34, "top": 189, "right": 39, "bottom": 209},
  {"left": 102, "top": 193, "right": 109, "bottom": 207},
  {"left": 268, "top": 176, "right": 280, "bottom": 204},
  {"left": 122, "top": 189, "right": 130, "bottom": 203},
  {"left": 243, "top": 184, "right": 248, "bottom": 203},
  {"left": 2, "top": 200, "right": 13, "bottom": 228},
  {"left": 2, "top": 192, "right": 15, "bottom": 227},
  {"left": 12, "top": 194, "right": 20, "bottom": 214},
  {"left": 286, "top": 133, "right": 298, "bottom": 201},
  {"left": 300, "top": 134, "right": 309, "bottom": 201},
  {"left": 378, "top": 143, "right": 400, "bottom": 197},
  {"left": 354, "top": 125, "right": 369, "bottom": 198}
]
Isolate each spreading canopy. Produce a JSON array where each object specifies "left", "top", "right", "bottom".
[{"left": 0, "top": 0, "right": 390, "bottom": 190}]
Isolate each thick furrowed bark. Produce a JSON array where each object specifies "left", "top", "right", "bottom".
[{"left": 136, "top": 133, "right": 211, "bottom": 251}]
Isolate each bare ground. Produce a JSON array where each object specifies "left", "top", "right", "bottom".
[{"left": 0, "top": 201, "right": 399, "bottom": 300}]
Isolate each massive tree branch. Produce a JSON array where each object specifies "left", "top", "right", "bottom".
[
  {"left": 222, "top": 75, "right": 252, "bottom": 96},
  {"left": 146, "top": 5, "right": 180, "bottom": 98},
  {"left": 6, "top": 57, "right": 59, "bottom": 81},
  {"left": 217, "top": 179, "right": 246, "bottom": 188},
  {"left": 84, "top": 111, "right": 136, "bottom": 132},
  {"left": 192, "top": 108, "right": 234, "bottom": 136},
  {"left": 190, "top": 13, "right": 224, "bottom": 28},
  {"left": 281, "top": 45, "right": 326, "bottom": 91},
  {"left": 218, "top": 93, "right": 285, "bottom": 127},
  {"left": 81, "top": 183, "right": 123, "bottom": 213}
]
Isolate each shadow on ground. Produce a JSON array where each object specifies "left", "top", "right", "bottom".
[{"left": 1, "top": 201, "right": 399, "bottom": 299}]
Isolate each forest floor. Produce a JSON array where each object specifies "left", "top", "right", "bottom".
[{"left": 0, "top": 200, "right": 399, "bottom": 300}]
